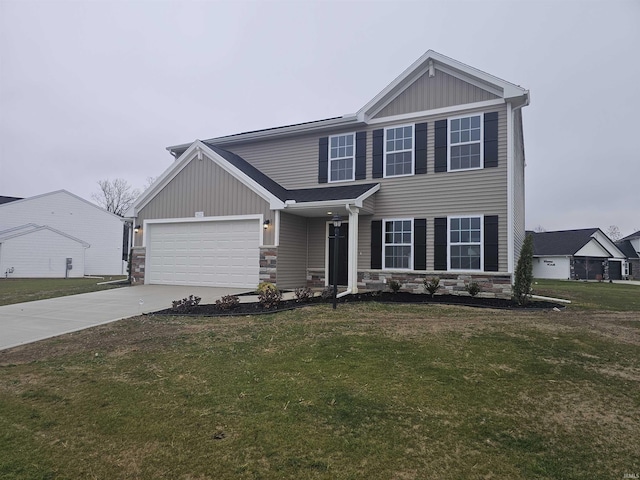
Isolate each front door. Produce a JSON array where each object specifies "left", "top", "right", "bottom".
[{"left": 328, "top": 223, "right": 349, "bottom": 286}]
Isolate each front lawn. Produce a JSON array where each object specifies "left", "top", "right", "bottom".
[
  {"left": 0, "top": 277, "right": 128, "bottom": 306},
  {"left": 1, "top": 303, "right": 638, "bottom": 479},
  {"left": 533, "top": 279, "right": 640, "bottom": 311}
]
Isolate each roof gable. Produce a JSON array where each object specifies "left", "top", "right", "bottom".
[
  {"left": 0, "top": 190, "right": 123, "bottom": 221},
  {"left": 358, "top": 50, "right": 529, "bottom": 122},
  {"left": 532, "top": 228, "right": 626, "bottom": 258},
  {"left": 0, "top": 223, "right": 90, "bottom": 246}
]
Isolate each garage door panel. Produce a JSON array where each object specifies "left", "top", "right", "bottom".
[{"left": 147, "top": 220, "right": 260, "bottom": 288}]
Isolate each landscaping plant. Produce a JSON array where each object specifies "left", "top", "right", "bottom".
[
  {"left": 513, "top": 234, "right": 534, "bottom": 305},
  {"left": 388, "top": 280, "right": 401, "bottom": 294},
  {"left": 171, "top": 295, "right": 202, "bottom": 313},
  {"left": 258, "top": 284, "right": 282, "bottom": 309},
  {"left": 423, "top": 276, "right": 441, "bottom": 298},
  {"left": 465, "top": 281, "right": 481, "bottom": 297},
  {"left": 294, "top": 287, "right": 313, "bottom": 303},
  {"left": 215, "top": 295, "right": 240, "bottom": 311}
]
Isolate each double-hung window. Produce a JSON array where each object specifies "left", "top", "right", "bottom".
[
  {"left": 384, "top": 125, "right": 414, "bottom": 177},
  {"left": 449, "top": 216, "right": 482, "bottom": 270},
  {"left": 449, "top": 115, "right": 482, "bottom": 170},
  {"left": 384, "top": 219, "right": 412, "bottom": 269},
  {"left": 329, "top": 133, "right": 355, "bottom": 182}
]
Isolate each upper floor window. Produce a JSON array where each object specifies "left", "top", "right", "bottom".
[
  {"left": 384, "top": 219, "right": 412, "bottom": 269},
  {"left": 449, "top": 115, "right": 482, "bottom": 171},
  {"left": 449, "top": 216, "right": 482, "bottom": 270},
  {"left": 384, "top": 125, "right": 414, "bottom": 177},
  {"left": 329, "top": 133, "right": 355, "bottom": 182}
]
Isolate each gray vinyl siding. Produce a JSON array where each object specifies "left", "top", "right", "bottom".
[
  {"left": 307, "top": 218, "right": 328, "bottom": 269},
  {"left": 136, "top": 154, "right": 275, "bottom": 245},
  {"left": 373, "top": 69, "right": 499, "bottom": 119},
  {"left": 277, "top": 212, "right": 308, "bottom": 289},
  {"left": 512, "top": 108, "right": 526, "bottom": 267}
]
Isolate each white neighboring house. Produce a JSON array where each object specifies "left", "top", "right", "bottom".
[
  {"left": 0, "top": 190, "right": 126, "bottom": 277},
  {"left": 530, "top": 228, "right": 628, "bottom": 280}
]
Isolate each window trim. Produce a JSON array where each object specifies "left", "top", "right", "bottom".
[
  {"left": 447, "top": 114, "right": 484, "bottom": 172},
  {"left": 328, "top": 132, "right": 356, "bottom": 183},
  {"left": 382, "top": 218, "right": 414, "bottom": 270},
  {"left": 447, "top": 215, "right": 484, "bottom": 271},
  {"left": 383, "top": 124, "right": 415, "bottom": 178}
]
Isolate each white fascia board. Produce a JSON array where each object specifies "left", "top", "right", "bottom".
[
  {"left": 0, "top": 225, "right": 90, "bottom": 247},
  {"left": 197, "top": 142, "right": 285, "bottom": 210},
  {"left": 131, "top": 141, "right": 286, "bottom": 215},
  {"left": 367, "top": 99, "right": 505, "bottom": 126},
  {"left": 166, "top": 115, "right": 361, "bottom": 152},
  {"left": 590, "top": 231, "right": 627, "bottom": 258},
  {"left": 0, "top": 189, "right": 123, "bottom": 221},
  {"left": 358, "top": 50, "right": 529, "bottom": 122},
  {"left": 354, "top": 184, "right": 380, "bottom": 207}
]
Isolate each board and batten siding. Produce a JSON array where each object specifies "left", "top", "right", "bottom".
[
  {"left": 276, "top": 212, "right": 308, "bottom": 289},
  {"left": 136, "top": 154, "right": 275, "bottom": 245},
  {"left": 372, "top": 69, "right": 499, "bottom": 119}
]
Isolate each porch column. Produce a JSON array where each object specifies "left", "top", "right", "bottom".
[{"left": 347, "top": 206, "right": 359, "bottom": 293}]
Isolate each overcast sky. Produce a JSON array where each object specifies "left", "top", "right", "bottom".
[{"left": 1, "top": 0, "right": 638, "bottom": 236}]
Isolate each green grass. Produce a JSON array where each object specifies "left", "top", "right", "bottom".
[
  {"left": 533, "top": 279, "right": 640, "bottom": 311},
  {"left": 0, "top": 277, "right": 128, "bottom": 306},
  {"left": 1, "top": 303, "right": 638, "bottom": 479}
]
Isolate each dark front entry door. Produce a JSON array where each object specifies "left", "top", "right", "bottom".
[
  {"left": 328, "top": 223, "right": 349, "bottom": 286},
  {"left": 608, "top": 260, "right": 622, "bottom": 280}
]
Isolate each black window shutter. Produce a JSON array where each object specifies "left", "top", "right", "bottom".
[
  {"left": 434, "top": 120, "right": 447, "bottom": 173},
  {"left": 372, "top": 129, "right": 384, "bottom": 178},
  {"left": 371, "top": 220, "right": 382, "bottom": 269},
  {"left": 318, "top": 137, "right": 328, "bottom": 183},
  {"left": 434, "top": 217, "right": 448, "bottom": 270},
  {"left": 415, "top": 123, "right": 427, "bottom": 175},
  {"left": 484, "top": 215, "right": 499, "bottom": 271},
  {"left": 355, "top": 131, "right": 366, "bottom": 180},
  {"left": 414, "top": 218, "right": 427, "bottom": 270},
  {"left": 484, "top": 112, "right": 498, "bottom": 168}
]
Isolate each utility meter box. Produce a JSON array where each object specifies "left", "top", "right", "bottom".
[{"left": 66, "top": 258, "right": 73, "bottom": 270}]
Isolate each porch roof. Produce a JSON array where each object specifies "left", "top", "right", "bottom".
[{"left": 206, "top": 142, "right": 379, "bottom": 209}]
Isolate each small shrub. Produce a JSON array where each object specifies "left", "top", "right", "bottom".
[
  {"left": 171, "top": 295, "right": 201, "bottom": 313},
  {"left": 423, "top": 277, "right": 441, "bottom": 298},
  {"left": 215, "top": 295, "right": 240, "bottom": 310},
  {"left": 257, "top": 282, "right": 276, "bottom": 294},
  {"left": 320, "top": 286, "right": 334, "bottom": 300},
  {"left": 465, "top": 282, "right": 481, "bottom": 297},
  {"left": 294, "top": 287, "right": 313, "bottom": 303},
  {"left": 388, "top": 280, "right": 401, "bottom": 294},
  {"left": 258, "top": 285, "right": 282, "bottom": 309}
]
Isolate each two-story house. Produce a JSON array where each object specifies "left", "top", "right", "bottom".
[{"left": 125, "top": 50, "right": 530, "bottom": 298}]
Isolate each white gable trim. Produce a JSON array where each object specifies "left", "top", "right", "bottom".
[
  {"left": 575, "top": 238, "right": 613, "bottom": 258},
  {"left": 128, "top": 141, "right": 285, "bottom": 217},
  {"left": 0, "top": 189, "right": 123, "bottom": 221},
  {"left": 357, "top": 50, "right": 528, "bottom": 122},
  {"left": 0, "top": 224, "right": 90, "bottom": 247}
]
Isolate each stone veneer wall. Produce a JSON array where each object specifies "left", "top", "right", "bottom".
[
  {"left": 130, "top": 247, "right": 146, "bottom": 284},
  {"left": 306, "top": 269, "right": 513, "bottom": 299},
  {"left": 259, "top": 247, "right": 277, "bottom": 284}
]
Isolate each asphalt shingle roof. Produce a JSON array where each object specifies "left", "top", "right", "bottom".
[
  {"left": 531, "top": 228, "right": 600, "bottom": 256},
  {"left": 616, "top": 240, "right": 640, "bottom": 259},
  {"left": 620, "top": 230, "right": 640, "bottom": 241},
  {"left": 204, "top": 143, "right": 379, "bottom": 204},
  {"left": 0, "top": 196, "right": 22, "bottom": 205}
]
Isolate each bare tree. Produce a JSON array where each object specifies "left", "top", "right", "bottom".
[
  {"left": 533, "top": 225, "right": 546, "bottom": 233},
  {"left": 92, "top": 178, "right": 140, "bottom": 216},
  {"left": 606, "top": 225, "right": 622, "bottom": 241}
]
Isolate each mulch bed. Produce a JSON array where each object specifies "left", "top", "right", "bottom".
[{"left": 152, "top": 291, "right": 564, "bottom": 317}]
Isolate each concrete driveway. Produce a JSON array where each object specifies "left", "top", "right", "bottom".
[{"left": 0, "top": 285, "right": 246, "bottom": 351}]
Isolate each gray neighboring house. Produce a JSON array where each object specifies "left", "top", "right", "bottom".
[
  {"left": 125, "top": 50, "right": 530, "bottom": 298},
  {"left": 531, "top": 228, "right": 629, "bottom": 280},
  {"left": 616, "top": 231, "right": 640, "bottom": 280},
  {"left": 0, "top": 196, "right": 22, "bottom": 205}
]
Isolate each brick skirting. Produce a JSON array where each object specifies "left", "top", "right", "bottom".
[
  {"left": 130, "top": 247, "right": 146, "bottom": 284},
  {"left": 307, "top": 268, "right": 512, "bottom": 298}
]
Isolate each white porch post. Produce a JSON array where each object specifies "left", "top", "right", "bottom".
[{"left": 347, "top": 206, "right": 359, "bottom": 293}]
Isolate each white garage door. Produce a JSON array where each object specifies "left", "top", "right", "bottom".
[{"left": 146, "top": 219, "right": 260, "bottom": 288}]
